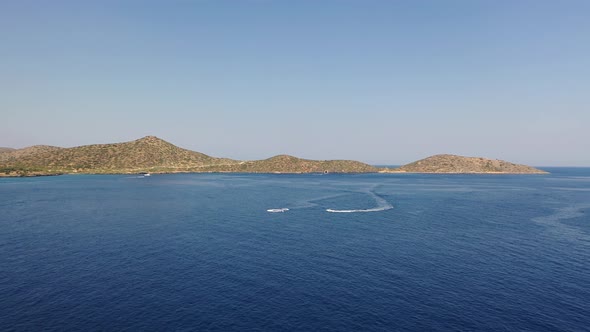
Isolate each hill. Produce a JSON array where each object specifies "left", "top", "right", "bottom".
[
  {"left": 0, "top": 145, "right": 63, "bottom": 161},
  {"left": 0, "top": 137, "right": 547, "bottom": 176},
  {"left": 0, "top": 136, "right": 239, "bottom": 176},
  {"left": 0, "top": 136, "right": 376, "bottom": 176},
  {"left": 202, "top": 155, "right": 378, "bottom": 173},
  {"left": 388, "top": 154, "right": 547, "bottom": 174},
  {"left": 0, "top": 147, "right": 15, "bottom": 154}
]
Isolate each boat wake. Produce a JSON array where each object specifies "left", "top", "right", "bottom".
[
  {"left": 326, "top": 206, "right": 392, "bottom": 213},
  {"left": 532, "top": 204, "right": 590, "bottom": 244},
  {"left": 326, "top": 190, "right": 393, "bottom": 213},
  {"left": 289, "top": 193, "right": 347, "bottom": 210},
  {"left": 265, "top": 185, "right": 393, "bottom": 214},
  {"left": 265, "top": 193, "right": 346, "bottom": 213}
]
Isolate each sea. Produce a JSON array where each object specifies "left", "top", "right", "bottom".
[{"left": 1, "top": 169, "right": 589, "bottom": 331}]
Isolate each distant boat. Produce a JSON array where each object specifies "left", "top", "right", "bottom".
[
  {"left": 267, "top": 208, "right": 289, "bottom": 213},
  {"left": 139, "top": 172, "right": 151, "bottom": 177}
]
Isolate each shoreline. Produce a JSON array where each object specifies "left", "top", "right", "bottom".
[{"left": 1, "top": 170, "right": 550, "bottom": 177}]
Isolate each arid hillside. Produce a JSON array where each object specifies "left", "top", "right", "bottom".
[
  {"left": 0, "top": 136, "right": 377, "bottom": 176},
  {"left": 389, "top": 154, "right": 547, "bottom": 174}
]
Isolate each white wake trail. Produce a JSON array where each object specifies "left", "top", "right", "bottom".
[{"left": 326, "top": 191, "right": 393, "bottom": 213}]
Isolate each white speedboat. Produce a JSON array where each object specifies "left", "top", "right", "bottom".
[{"left": 267, "top": 208, "right": 289, "bottom": 213}]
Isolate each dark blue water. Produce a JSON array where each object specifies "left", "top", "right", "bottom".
[{"left": 1, "top": 169, "right": 589, "bottom": 331}]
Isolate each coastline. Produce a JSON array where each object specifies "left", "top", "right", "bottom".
[{"left": 1, "top": 169, "right": 550, "bottom": 177}]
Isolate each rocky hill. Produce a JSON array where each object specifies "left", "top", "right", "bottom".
[
  {"left": 203, "top": 155, "right": 378, "bottom": 173},
  {"left": 0, "top": 145, "right": 63, "bottom": 161},
  {"left": 0, "top": 136, "right": 376, "bottom": 176},
  {"left": 0, "top": 147, "right": 15, "bottom": 154},
  {"left": 0, "top": 137, "right": 548, "bottom": 176},
  {"left": 389, "top": 154, "right": 547, "bottom": 174},
  {"left": 0, "top": 136, "right": 239, "bottom": 176}
]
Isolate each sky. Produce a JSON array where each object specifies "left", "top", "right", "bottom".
[{"left": 1, "top": 0, "right": 589, "bottom": 166}]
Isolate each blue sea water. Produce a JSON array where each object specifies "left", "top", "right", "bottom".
[{"left": 1, "top": 169, "right": 589, "bottom": 331}]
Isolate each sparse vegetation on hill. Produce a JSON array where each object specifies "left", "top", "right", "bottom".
[
  {"left": 387, "top": 154, "right": 547, "bottom": 174},
  {"left": 202, "top": 155, "right": 378, "bottom": 173},
  {"left": 0, "top": 147, "right": 15, "bottom": 154},
  {"left": 0, "top": 136, "right": 376, "bottom": 176},
  {"left": 0, "top": 137, "right": 547, "bottom": 176},
  {"left": 0, "top": 145, "right": 62, "bottom": 162}
]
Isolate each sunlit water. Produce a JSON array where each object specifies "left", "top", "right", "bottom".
[{"left": 1, "top": 169, "right": 589, "bottom": 331}]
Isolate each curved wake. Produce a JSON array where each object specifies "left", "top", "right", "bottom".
[
  {"left": 326, "top": 206, "right": 392, "bottom": 213},
  {"left": 326, "top": 190, "right": 393, "bottom": 213},
  {"left": 532, "top": 204, "right": 590, "bottom": 244},
  {"left": 265, "top": 186, "right": 393, "bottom": 214}
]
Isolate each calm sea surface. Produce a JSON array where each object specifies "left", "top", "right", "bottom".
[{"left": 1, "top": 169, "right": 589, "bottom": 331}]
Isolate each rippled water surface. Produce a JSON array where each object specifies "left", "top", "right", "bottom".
[{"left": 1, "top": 169, "right": 589, "bottom": 331}]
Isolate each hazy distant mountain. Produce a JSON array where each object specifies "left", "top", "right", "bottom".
[
  {"left": 0, "top": 147, "right": 16, "bottom": 154},
  {"left": 0, "top": 145, "right": 63, "bottom": 162},
  {"left": 387, "top": 154, "right": 547, "bottom": 174},
  {"left": 0, "top": 136, "right": 376, "bottom": 176}
]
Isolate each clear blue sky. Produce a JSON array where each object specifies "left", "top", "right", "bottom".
[{"left": 1, "top": 1, "right": 589, "bottom": 166}]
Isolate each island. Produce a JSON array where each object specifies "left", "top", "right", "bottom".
[
  {"left": 0, "top": 136, "right": 377, "bottom": 176},
  {"left": 381, "top": 154, "right": 548, "bottom": 174},
  {"left": 0, "top": 136, "right": 548, "bottom": 176}
]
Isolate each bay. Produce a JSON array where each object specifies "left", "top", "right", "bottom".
[{"left": 1, "top": 169, "right": 589, "bottom": 331}]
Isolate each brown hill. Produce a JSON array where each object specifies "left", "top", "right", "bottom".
[
  {"left": 0, "top": 136, "right": 377, "bottom": 175},
  {"left": 202, "top": 154, "right": 378, "bottom": 173},
  {"left": 0, "top": 136, "right": 238, "bottom": 174},
  {"left": 0, "top": 145, "right": 63, "bottom": 164},
  {"left": 390, "top": 154, "right": 547, "bottom": 174},
  {"left": 0, "top": 145, "right": 63, "bottom": 162},
  {"left": 0, "top": 147, "right": 15, "bottom": 154}
]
